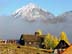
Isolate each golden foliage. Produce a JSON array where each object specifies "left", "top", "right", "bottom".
[
  {"left": 44, "top": 33, "right": 59, "bottom": 49},
  {"left": 52, "top": 36, "right": 59, "bottom": 48},
  {"left": 44, "top": 33, "right": 51, "bottom": 49},
  {"left": 59, "top": 31, "right": 70, "bottom": 45},
  {"left": 36, "top": 29, "right": 42, "bottom": 35}
]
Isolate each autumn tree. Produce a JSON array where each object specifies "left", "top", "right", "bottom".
[
  {"left": 52, "top": 36, "right": 59, "bottom": 49},
  {"left": 44, "top": 33, "right": 52, "bottom": 49},
  {"left": 44, "top": 33, "right": 59, "bottom": 49},
  {"left": 59, "top": 31, "right": 70, "bottom": 45},
  {"left": 36, "top": 29, "right": 42, "bottom": 35}
]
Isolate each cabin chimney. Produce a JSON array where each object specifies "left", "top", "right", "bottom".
[{"left": 35, "top": 32, "right": 40, "bottom": 37}]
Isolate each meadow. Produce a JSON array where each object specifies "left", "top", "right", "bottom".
[{"left": 0, "top": 44, "right": 50, "bottom": 54}]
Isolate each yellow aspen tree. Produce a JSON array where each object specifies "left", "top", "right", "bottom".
[
  {"left": 59, "top": 31, "right": 70, "bottom": 45},
  {"left": 36, "top": 29, "right": 42, "bottom": 35},
  {"left": 50, "top": 35, "right": 54, "bottom": 49},
  {"left": 44, "top": 33, "right": 52, "bottom": 49},
  {"left": 52, "top": 36, "right": 59, "bottom": 48}
]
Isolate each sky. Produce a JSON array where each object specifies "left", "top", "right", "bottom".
[{"left": 0, "top": 0, "right": 72, "bottom": 16}]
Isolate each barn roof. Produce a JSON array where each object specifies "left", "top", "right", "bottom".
[
  {"left": 20, "top": 34, "right": 46, "bottom": 42},
  {"left": 62, "top": 45, "right": 72, "bottom": 54},
  {"left": 54, "top": 40, "right": 70, "bottom": 49}
]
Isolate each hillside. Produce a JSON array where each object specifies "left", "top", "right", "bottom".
[{"left": 0, "top": 44, "right": 50, "bottom": 54}]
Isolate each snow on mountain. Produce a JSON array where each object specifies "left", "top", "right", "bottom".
[
  {"left": 57, "top": 11, "right": 72, "bottom": 23},
  {"left": 1, "top": 3, "right": 72, "bottom": 42},
  {"left": 12, "top": 3, "right": 55, "bottom": 22}
]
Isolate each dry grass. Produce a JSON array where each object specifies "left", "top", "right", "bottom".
[{"left": 0, "top": 44, "right": 50, "bottom": 54}]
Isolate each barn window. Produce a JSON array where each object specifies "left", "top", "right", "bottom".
[{"left": 29, "top": 42, "right": 31, "bottom": 44}]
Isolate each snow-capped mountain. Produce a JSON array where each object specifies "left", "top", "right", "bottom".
[
  {"left": 1, "top": 3, "right": 72, "bottom": 42},
  {"left": 57, "top": 11, "right": 72, "bottom": 23},
  {"left": 12, "top": 3, "right": 55, "bottom": 22}
]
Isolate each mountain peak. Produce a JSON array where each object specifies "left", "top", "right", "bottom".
[
  {"left": 13, "top": 3, "right": 38, "bottom": 14},
  {"left": 25, "top": 3, "right": 38, "bottom": 8},
  {"left": 12, "top": 3, "right": 39, "bottom": 16},
  {"left": 12, "top": 3, "right": 55, "bottom": 22},
  {"left": 21, "top": 3, "right": 39, "bottom": 11}
]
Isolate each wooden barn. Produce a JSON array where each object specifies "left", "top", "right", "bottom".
[
  {"left": 19, "top": 32, "right": 45, "bottom": 48},
  {"left": 54, "top": 40, "right": 70, "bottom": 49}
]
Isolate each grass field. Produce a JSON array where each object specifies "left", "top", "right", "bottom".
[{"left": 0, "top": 44, "right": 50, "bottom": 54}]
